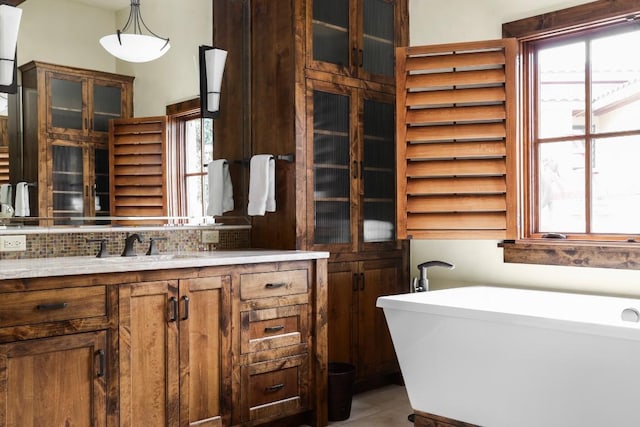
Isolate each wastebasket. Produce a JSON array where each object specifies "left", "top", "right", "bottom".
[{"left": 328, "top": 362, "right": 356, "bottom": 421}]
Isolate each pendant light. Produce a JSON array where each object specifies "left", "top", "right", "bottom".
[{"left": 100, "top": 0, "right": 170, "bottom": 63}]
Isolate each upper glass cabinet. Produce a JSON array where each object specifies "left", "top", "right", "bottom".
[{"left": 309, "top": 0, "right": 397, "bottom": 84}]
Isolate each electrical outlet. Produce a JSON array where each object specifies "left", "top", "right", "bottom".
[
  {"left": 0, "top": 235, "right": 26, "bottom": 252},
  {"left": 201, "top": 230, "right": 220, "bottom": 244}
]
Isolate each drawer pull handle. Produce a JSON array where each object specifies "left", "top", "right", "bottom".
[
  {"left": 96, "top": 349, "right": 105, "bottom": 377},
  {"left": 264, "top": 325, "right": 285, "bottom": 333},
  {"left": 36, "top": 302, "right": 68, "bottom": 311},
  {"left": 265, "top": 282, "right": 285, "bottom": 289},
  {"left": 265, "top": 383, "right": 285, "bottom": 393}
]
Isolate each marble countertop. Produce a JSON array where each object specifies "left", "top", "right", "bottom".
[{"left": 0, "top": 250, "right": 329, "bottom": 280}]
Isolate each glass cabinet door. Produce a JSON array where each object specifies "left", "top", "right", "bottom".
[
  {"left": 361, "top": 95, "right": 395, "bottom": 243},
  {"left": 49, "top": 75, "right": 85, "bottom": 135},
  {"left": 94, "top": 148, "right": 109, "bottom": 221},
  {"left": 361, "top": 0, "right": 395, "bottom": 79},
  {"left": 52, "top": 144, "right": 85, "bottom": 223},
  {"left": 92, "top": 82, "right": 123, "bottom": 134},
  {"left": 312, "top": 88, "right": 353, "bottom": 246},
  {"left": 311, "top": 0, "right": 351, "bottom": 73}
]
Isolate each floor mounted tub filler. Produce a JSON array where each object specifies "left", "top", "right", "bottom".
[{"left": 377, "top": 286, "right": 640, "bottom": 427}]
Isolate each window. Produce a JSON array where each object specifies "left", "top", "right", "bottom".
[
  {"left": 167, "top": 99, "right": 213, "bottom": 222},
  {"left": 501, "top": 0, "right": 640, "bottom": 269},
  {"left": 527, "top": 24, "right": 640, "bottom": 238}
]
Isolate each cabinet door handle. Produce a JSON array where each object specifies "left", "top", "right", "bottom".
[
  {"left": 37, "top": 302, "right": 68, "bottom": 311},
  {"left": 265, "top": 383, "right": 285, "bottom": 393},
  {"left": 264, "top": 325, "right": 285, "bottom": 333},
  {"left": 96, "top": 349, "right": 105, "bottom": 377},
  {"left": 182, "top": 296, "right": 190, "bottom": 321},
  {"left": 168, "top": 297, "right": 178, "bottom": 322},
  {"left": 353, "top": 161, "right": 358, "bottom": 179},
  {"left": 352, "top": 273, "right": 358, "bottom": 292},
  {"left": 352, "top": 47, "right": 359, "bottom": 67},
  {"left": 265, "top": 282, "right": 285, "bottom": 289},
  {"left": 358, "top": 48, "right": 364, "bottom": 67}
]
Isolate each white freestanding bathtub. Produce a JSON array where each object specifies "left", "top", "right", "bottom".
[{"left": 377, "top": 286, "right": 640, "bottom": 427}]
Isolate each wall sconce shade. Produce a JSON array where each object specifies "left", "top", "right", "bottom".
[
  {"left": 199, "top": 46, "right": 227, "bottom": 119},
  {"left": 100, "top": 0, "right": 170, "bottom": 63},
  {"left": 0, "top": 4, "right": 22, "bottom": 92}
]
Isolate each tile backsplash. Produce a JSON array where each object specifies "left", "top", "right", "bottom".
[{"left": 0, "top": 226, "right": 250, "bottom": 260}]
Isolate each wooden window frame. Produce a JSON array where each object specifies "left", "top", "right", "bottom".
[{"left": 502, "top": 0, "right": 640, "bottom": 270}]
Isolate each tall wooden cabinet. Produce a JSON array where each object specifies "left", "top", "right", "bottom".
[
  {"left": 19, "top": 61, "right": 133, "bottom": 224},
  {"left": 214, "top": 0, "right": 408, "bottom": 391}
]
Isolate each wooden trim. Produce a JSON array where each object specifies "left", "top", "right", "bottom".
[
  {"left": 502, "top": 0, "right": 640, "bottom": 40},
  {"left": 396, "top": 39, "right": 518, "bottom": 240},
  {"left": 502, "top": 240, "right": 640, "bottom": 270}
]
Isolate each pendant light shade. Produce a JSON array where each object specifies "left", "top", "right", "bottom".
[
  {"left": 0, "top": 4, "right": 22, "bottom": 90},
  {"left": 100, "top": 0, "right": 170, "bottom": 63},
  {"left": 199, "top": 45, "right": 228, "bottom": 118}
]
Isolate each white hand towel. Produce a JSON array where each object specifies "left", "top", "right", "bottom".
[
  {"left": 247, "top": 154, "right": 275, "bottom": 216},
  {"left": 206, "top": 159, "right": 234, "bottom": 216},
  {"left": 14, "top": 182, "right": 29, "bottom": 217},
  {"left": 0, "top": 184, "right": 11, "bottom": 206}
]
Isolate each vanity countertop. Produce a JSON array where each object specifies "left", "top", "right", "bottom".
[{"left": 0, "top": 250, "right": 329, "bottom": 280}]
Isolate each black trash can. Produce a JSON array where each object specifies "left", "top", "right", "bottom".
[{"left": 328, "top": 362, "right": 356, "bottom": 421}]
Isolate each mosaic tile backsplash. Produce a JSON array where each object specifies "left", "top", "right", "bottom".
[{"left": 0, "top": 227, "right": 250, "bottom": 260}]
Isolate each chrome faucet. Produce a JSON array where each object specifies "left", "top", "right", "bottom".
[
  {"left": 121, "top": 233, "right": 142, "bottom": 257},
  {"left": 412, "top": 260, "right": 455, "bottom": 292}
]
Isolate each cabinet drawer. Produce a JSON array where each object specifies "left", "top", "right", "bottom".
[
  {"left": 0, "top": 286, "right": 107, "bottom": 328},
  {"left": 243, "top": 354, "right": 308, "bottom": 421},
  {"left": 241, "top": 305, "right": 308, "bottom": 354},
  {"left": 240, "top": 270, "right": 308, "bottom": 300}
]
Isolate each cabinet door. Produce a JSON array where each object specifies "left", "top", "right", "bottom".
[
  {"left": 307, "top": 80, "right": 358, "bottom": 252},
  {"left": 309, "top": 0, "right": 354, "bottom": 76},
  {"left": 356, "top": 258, "right": 402, "bottom": 380},
  {"left": 0, "top": 331, "right": 108, "bottom": 427},
  {"left": 357, "top": 0, "right": 396, "bottom": 83},
  {"left": 51, "top": 143, "right": 86, "bottom": 223},
  {"left": 90, "top": 79, "right": 125, "bottom": 138},
  {"left": 360, "top": 91, "right": 397, "bottom": 249},
  {"left": 47, "top": 72, "right": 87, "bottom": 138},
  {"left": 179, "top": 276, "right": 230, "bottom": 427},
  {"left": 327, "top": 262, "right": 357, "bottom": 366},
  {"left": 119, "top": 280, "right": 180, "bottom": 427}
]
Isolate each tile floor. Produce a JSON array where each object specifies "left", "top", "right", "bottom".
[{"left": 328, "top": 385, "right": 413, "bottom": 427}]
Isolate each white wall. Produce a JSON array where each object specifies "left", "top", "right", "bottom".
[
  {"left": 408, "top": 0, "right": 640, "bottom": 298},
  {"left": 17, "top": 0, "right": 211, "bottom": 117}
]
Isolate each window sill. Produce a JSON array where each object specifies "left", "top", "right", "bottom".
[{"left": 500, "top": 240, "right": 640, "bottom": 270}]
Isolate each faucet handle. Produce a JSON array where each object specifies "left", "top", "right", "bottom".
[
  {"left": 87, "top": 238, "right": 109, "bottom": 258},
  {"left": 146, "top": 237, "right": 168, "bottom": 256}
]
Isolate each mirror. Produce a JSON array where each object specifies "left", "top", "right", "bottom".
[{"left": 2, "top": 0, "right": 232, "bottom": 227}]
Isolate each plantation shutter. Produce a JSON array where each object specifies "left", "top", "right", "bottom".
[{"left": 396, "top": 38, "right": 518, "bottom": 239}]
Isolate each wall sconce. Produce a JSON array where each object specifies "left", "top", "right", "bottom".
[
  {"left": 0, "top": 4, "right": 22, "bottom": 93},
  {"left": 199, "top": 45, "right": 228, "bottom": 119}
]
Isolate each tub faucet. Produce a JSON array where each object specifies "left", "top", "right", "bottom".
[
  {"left": 121, "top": 233, "right": 142, "bottom": 257},
  {"left": 412, "top": 260, "right": 455, "bottom": 292}
]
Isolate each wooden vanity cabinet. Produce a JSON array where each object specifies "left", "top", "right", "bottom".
[
  {"left": 214, "top": 0, "right": 408, "bottom": 392},
  {"left": 19, "top": 61, "right": 133, "bottom": 223},
  {"left": 119, "top": 275, "right": 231, "bottom": 427},
  {"left": 0, "top": 279, "right": 117, "bottom": 427}
]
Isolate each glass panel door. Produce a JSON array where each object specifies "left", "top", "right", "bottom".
[
  {"left": 361, "top": 0, "right": 395, "bottom": 79},
  {"left": 311, "top": 0, "right": 351, "bottom": 70},
  {"left": 313, "top": 89, "right": 352, "bottom": 245},
  {"left": 362, "top": 97, "right": 395, "bottom": 242},
  {"left": 50, "top": 76, "right": 84, "bottom": 132},
  {"left": 52, "top": 145, "right": 84, "bottom": 223},
  {"left": 92, "top": 82, "right": 122, "bottom": 133},
  {"left": 94, "top": 148, "right": 110, "bottom": 222}
]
